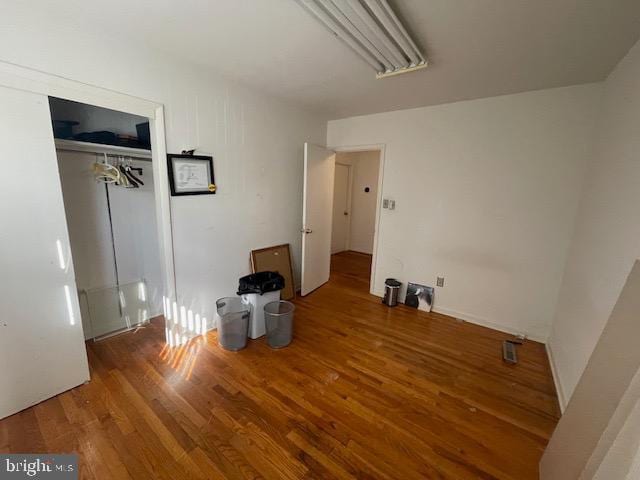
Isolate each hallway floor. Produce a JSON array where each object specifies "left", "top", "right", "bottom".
[{"left": 0, "top": 251, "right": 559, "bottom": 479}]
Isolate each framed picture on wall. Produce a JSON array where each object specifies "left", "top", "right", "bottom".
[{"left": 167, "top": 154, "right": 216, "bottom": 196}]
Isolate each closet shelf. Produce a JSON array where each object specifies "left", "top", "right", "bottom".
[{"left": 55, "top": 139, "right": 152, "bottom": 159}]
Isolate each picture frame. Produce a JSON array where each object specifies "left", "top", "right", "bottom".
[
  {"left": 250, "top": 244, "right": 296, "bottom": 300},
  {"left": 167, "top": 154, "right": 216, "bottom": 196},
  {"left": 405, "top": 282, "right": 434, "bottom": 312}
]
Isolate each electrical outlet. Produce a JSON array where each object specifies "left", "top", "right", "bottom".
[{"left": 437, "top": 276, "right": 445, "bottom": 287}]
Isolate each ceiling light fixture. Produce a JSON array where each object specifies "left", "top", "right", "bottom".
[{"left": 297, "top": 0, "right": 427, "bottom": 79}]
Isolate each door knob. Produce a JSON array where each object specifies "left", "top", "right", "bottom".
[{"left": 301, "top": 228, "right": 313, "bottom": 234}]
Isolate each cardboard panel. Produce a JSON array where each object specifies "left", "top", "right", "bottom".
[{"left": 251, "top": 244, "right": 295, "bottom": 300}]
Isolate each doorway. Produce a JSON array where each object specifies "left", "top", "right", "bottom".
[
  {"left": 330, "top": 150, "right": 381, "bottom": 290},
  {"left": 300, "top": 143, "right": 383, "bottom": 297}
]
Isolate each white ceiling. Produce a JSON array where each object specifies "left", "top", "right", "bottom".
[{"left": 22, "top": 0, "right": 640, "bottom": 118}]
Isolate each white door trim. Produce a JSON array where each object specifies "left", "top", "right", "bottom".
[
  {"left": 0, "top": 60, "right": 177, "bottom": 300},
  {"left": 329, "top": 144, "right": 385, "bottom": 296}
]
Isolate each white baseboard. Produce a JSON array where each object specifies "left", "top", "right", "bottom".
[
  {"left": 430, "top": 305, "right": 548, "bottom": 344},
  {"left": 546, "top": 340, "right": 567, "bottom": 413},
  {"left": 372, "top": 290, "right": 548, "bottom": 343},
  {"left": 348, "top": 248, "right": 373, "bottom": 255}
]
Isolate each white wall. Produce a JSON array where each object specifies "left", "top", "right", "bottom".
[
  {"left": 591, "top": 372, "right": 640, "bottom": 480},
  {"left": 540, "top": 261, "right": 640, "bottom": 479},
  {"left": 328, "top": 84, "right": 601, "bottom": 341},
  {"left": 0, "top": 4, "right": 327, "bottom": 327},
  {"left": 336, "top": 151, "right": 380, "bottom": 255},
  {"left": 548, "top": 39, "right": 640, "bottom": 405}
]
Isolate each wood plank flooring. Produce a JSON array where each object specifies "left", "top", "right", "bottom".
[{"left": 0, "top": 251, "right": 560, "bottom": 479}]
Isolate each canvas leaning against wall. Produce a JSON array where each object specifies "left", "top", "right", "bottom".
[{"left": 405, "top": 283, "right": 434, "bottom": 312}]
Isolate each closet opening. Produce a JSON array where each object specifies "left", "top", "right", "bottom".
[{"left": 50, "top": 97, "right": 164, "bottom": 340}]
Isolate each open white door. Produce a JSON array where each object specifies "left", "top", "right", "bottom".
[
  {"left": 301, "top": 143, "right": 336, "bottom": 296},
  {"left": 0, "top": 86, "right": 89, "bottom": 419}
]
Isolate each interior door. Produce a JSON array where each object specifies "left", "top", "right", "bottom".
[
  {"left": 0, "top": 86, "right": 89, "bottom": 419},
  {"left": 301, "top": 143, "right": 336, "bottom": 295},
  {"left": 331, "top": 163, "right": 350, "bottom": 254}
]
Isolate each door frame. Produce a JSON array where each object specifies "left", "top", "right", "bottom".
[
  {"left": 0, "top": 61, "right": 177, "bottom": 302},
  {"left": 328, "top": 144, "right": 385, "bottom": 296},
  {"left": 334, "top": 161, "right": 354, "bottom": 253}
]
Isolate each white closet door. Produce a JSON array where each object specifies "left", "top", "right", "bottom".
[
  {"left": 57, "top": 151, "right": 118, "bottom": 290},
  {"left": 57, "top": 150, "right": 118, "bottom": 338},
  {"left": 0, "top": 86, "right": 89, "bottom": 419},
  {"left": 108, "top": 158, "right": 163, "bottom": 316}
]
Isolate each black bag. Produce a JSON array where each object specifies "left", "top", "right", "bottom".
[{"left": 237, "top": 271, "right": 285, "bottom": 295}]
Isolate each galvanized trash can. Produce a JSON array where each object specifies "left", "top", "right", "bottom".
[
  {"left": 264, "top": 300, "right": 295, "bottom": 348},
  {"left": 216, "top": 297, "right": 250, "bottom": 351},
  {"left": 383, "top": 278, "right": 401, "bottom": 307}
]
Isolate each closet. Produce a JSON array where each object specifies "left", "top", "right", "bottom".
[{"left": 51, "top": 98, "right": 163, "bottom": 339}]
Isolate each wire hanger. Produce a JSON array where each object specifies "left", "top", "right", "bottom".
[
  {"left": 93, "top": 154, "right": 144, "bottom": 188},
  {"left": 93, "top": 153, "right": 121, "bottom": 184}
]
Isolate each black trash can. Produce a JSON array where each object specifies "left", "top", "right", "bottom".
[
  {"left": 383, "top": 278, "right": 401, "bottom": 307},
  {"left": 237, "top": 271, "right": 285, "bottom": 295}
]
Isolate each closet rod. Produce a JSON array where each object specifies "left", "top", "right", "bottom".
[
  {"left": 54, "top": 139, "right": 152, "bottom": 162},
  {"left": 56, "top": 147, "right": 153, "bottom": 162}
]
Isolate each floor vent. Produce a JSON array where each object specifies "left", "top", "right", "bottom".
[{"left": 502, "top": 341, "right": 518, "bottom": 364}]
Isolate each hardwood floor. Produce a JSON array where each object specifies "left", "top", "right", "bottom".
[{"left": 0, "top": 251, "right": 560, "bottom": 479}]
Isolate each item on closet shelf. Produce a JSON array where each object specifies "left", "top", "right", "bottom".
[
  {"left": 136, "top": 122, "right": 151, "bottom": 148},
  {"left": 250, "top": 244, "right": 296, "bottom": 300},
  {"left": 75, "top": 130, "right": 118, "bottom": 145},
  {"left": 52, "top": 120, "right": 78, "bottom": 139},
  {"left": 116, "top": 134, "right": 143, "bottom": 148}
]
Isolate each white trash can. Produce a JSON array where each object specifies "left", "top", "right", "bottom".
[
  {"left": 237, "top": 271, "right": 285, "bottom": 339},
  {"left": 242, "top": 290, "right": 280, "bottom": 339}
]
